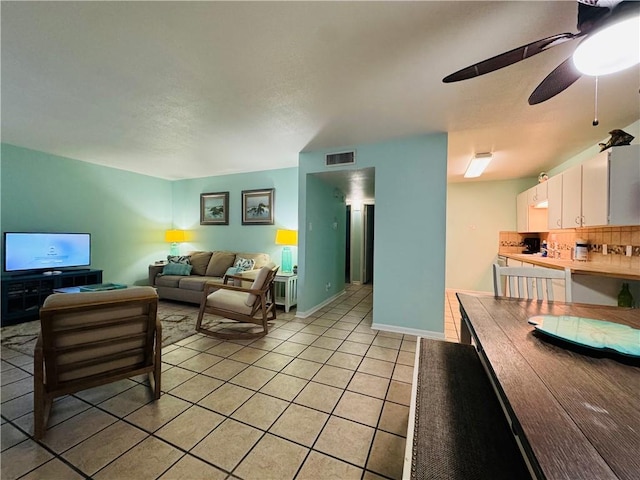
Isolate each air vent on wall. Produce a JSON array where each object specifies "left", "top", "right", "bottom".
[{"left": 325, "top": 151, "right": 355, "bottom": 167}]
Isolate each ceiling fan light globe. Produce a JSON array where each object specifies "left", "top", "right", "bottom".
[{"left": 572, "top": 15, "right": 640, "bottom": 76}]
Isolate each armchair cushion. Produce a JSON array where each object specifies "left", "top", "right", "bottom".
[
  {"left": 207, "top": 289, "right": 253, "bottom": 315},
  {"left": 245, "top": 266, "right": 272, "bottom": 306}
]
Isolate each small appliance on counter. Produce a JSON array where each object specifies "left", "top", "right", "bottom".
[
  {"left": 574, "top": 239, "right": 589, "bottom": 262},
  {"left": 522, "top": 238, "right": 540, "bottom": 254}
]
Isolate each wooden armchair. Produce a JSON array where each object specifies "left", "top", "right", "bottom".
[
  {"left": 196, "top": 266, "right": 279, "bottom": 339},
  {"left": 34, "top": 287, "right": 161, "bottom": 440}
]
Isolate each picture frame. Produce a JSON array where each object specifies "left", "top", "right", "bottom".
[
  {"left": 242, "top": 188, "right": 275, "bottom": 225},
  {"left": 200, "top": 192, "right": 229, "bottom": 225}
]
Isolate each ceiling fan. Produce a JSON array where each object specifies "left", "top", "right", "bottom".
[{"left": 443, "top": 0, "right": 640, "bottom": 105}]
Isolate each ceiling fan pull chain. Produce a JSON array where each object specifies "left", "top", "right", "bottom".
[{"left": 592, "top": 76, "right": 599, "bottom": 126}]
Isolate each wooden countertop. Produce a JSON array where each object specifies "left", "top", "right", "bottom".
[
  {"left": 457, "top": 293, "right": 640, "bottom": 480},
  {"left": 499, "top": 253, "right": 640, "bottom": 281}
]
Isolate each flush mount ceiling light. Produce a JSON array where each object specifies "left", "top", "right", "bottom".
[
  {"left": 464, "top": 153, "right": 493, "bottom": 179},
  {"left": 573, "top": 14, "right": 640, "bottom": 75}
]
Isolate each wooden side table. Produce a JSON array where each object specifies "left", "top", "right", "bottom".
[{"left": 274, "top": 273, "right": 297, "bottom": 312}]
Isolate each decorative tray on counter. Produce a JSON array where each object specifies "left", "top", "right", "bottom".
[{"left": 528, "top": 315, "right": 640, "bottom": 359}]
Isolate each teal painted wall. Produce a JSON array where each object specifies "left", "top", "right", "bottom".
[
  {"left": 299, "top": 133, "right": 448, "bottom": 334},
  {"left": 1, "top": 144, "right": 172, "bottom": 285},
  {"left": 171, "top": 168, "right": 298, "bottom": 263},
  {"left": 1, "top": 145, "right": 298, "bottom": 287},
  {"left": 299, "top": 174, "right": 347, "bottom": 309}
]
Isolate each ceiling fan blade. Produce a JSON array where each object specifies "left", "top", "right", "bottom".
[
  {"left": 442, "top": 33, "right": 579, "bottom": 83},
  {"left": 528, "top": 56, "right": 582, "bottom": 105}
]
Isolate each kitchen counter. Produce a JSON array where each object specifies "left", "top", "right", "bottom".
[{"left": 499, "top": 253, "right": 640, "bottom": 281}]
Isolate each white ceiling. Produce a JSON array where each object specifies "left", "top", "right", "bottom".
[{"left": 2, "top": 1, "right": 639, "bottom": 194}]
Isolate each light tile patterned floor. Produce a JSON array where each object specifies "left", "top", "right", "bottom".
[{"left": 1, "top": 285, "right": 461, "bottom": 480}]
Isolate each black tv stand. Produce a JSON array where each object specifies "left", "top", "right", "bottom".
[{"left": 1, "top": 269, "right": 103, "bottom": 326}]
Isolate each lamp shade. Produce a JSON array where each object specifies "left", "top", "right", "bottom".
[
  {"left": 165, "top": 230, "right": 186, "bottom": 243},
  {"left": 275, "top": 229, "right": 298, "bottom": 246}
]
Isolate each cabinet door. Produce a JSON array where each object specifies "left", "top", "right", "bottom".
[
  {"left": 561, "top": 165, "right": 582, "bottom": 228},
  {"left": 581, "top": 151, "right": 609, "bottom": 227},
  {"left": 547, "top": 174, "right": 563, "bottom": 230},
  {"left": 609, "top": 144, "right": 640, "bottom": 226},
  {"left": 536, "top": 182, "right": 548, "bottom": 204},
  {"left": 526, "top": 183, "right": 547, "bottom": 206},
  {"left": 516, "top": 191, "right": 529, "bottom": 233},
  {"left": 527, "top": 186, "right": 537, "bottom": 206}
]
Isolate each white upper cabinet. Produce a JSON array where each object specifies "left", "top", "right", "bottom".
[
  {"left": 527, "top": 182, "right": 548, "bottom": 206},
  {"left": 547, "top": 174, "right": 562, "bottom": 230},
  {"left": 518, "top": 186, "right": 548, "bottom": 233},
  {"left": 519, "top": 144, "right": 639, "bottom": 231},
  {"left": 581, "top": 151, "right": 609, "bottom": 227},
  {"left": 561, "top": 164, "right": 583, "bottom": 228},
  {"left": 559, "top": 144, "right": 639, "bottom": 228},
  {"left": 609, "top": 144, "right": 640, "bottom": 225}
]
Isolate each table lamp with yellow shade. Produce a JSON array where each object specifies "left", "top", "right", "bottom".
[
  {"left": 165, "top": 229, "right": 186, "bottom": 256},
  {"left": 275, "top": 229, "right": 297, "bottom": 273}
]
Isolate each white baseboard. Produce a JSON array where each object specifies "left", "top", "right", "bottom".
[
  {"left": 371, "top": 322, "right": 445, "bottom": 340},
  {"left": 295, "top": 290, "right": 346, "bottom": 318}
]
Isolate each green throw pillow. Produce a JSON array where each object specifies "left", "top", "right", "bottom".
[{"left": 162, "top": 263, "right": 192, "bottom": 276}]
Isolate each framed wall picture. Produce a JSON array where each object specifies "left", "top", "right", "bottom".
[
  {"left": 242, "top": 188, "right": 274, "bottom": 225},
  {"left": 200, "top": 192, "right": 229, "bottom": 225}
]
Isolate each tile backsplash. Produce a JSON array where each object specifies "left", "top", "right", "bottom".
[{"left": 499, "top": 226, "right": 640, "bottom": 270}]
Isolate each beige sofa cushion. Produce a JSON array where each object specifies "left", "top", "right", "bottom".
[
  {"left": 205, "top": 251, "right": 236, "bottom": 277},
  {"left": 178, "top": 276, "right": 223, "bottom": 292},
  {"left": 236, "top": 253, "right": 271, "bottom": 270},
  {"left": 155, "top": 275, "right": 181, "bottom": 288},
  {"left": 189, "top": 251, "right": 213, "bottom": 276}
]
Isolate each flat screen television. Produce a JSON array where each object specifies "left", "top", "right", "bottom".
[{"left": 3, "top": 232, "right": 91, "bottom": 273}]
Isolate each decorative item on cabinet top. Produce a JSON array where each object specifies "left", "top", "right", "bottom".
[{"left": 598, "top": 129, "right": 634, "bottom": 152}]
